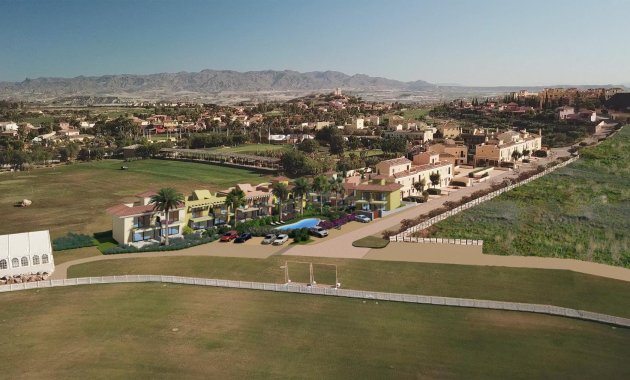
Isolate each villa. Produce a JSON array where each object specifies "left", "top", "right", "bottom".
[
  {"left": 474, "top": 130, "right": 542, "bottom": 167},
  {"left": 343, "top": 176, "right": 402, "bottom": 215},
  {"left": 184, "top": 190, "right": 231, "bottom": 230}
]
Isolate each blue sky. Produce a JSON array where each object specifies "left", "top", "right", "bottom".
[{"left": 1, "top": 0, "right": 629, "bottom": 86}]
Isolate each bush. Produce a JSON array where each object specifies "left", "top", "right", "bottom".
[
  {"left": 52, "top": 233, "right": 97, "bottom": 251},
  {"left": 103, "top": 234, "right": 217, "bottom": 255},
  {"left": 451, "top": 180, "right": 467, "bottom": 187},
  {"left": 427, "top": 188, "right": 441, "bottom": 195},
  {"left": 291, "top": 228, "right": 310, "bottom": 243},
  {"left": 182, "top": 226, "right": 194, "bottom": 235}
]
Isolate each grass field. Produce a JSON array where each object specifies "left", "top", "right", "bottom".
[
  {"left": 430, "top": 126, "right": 630, "bottom": 267},
  {"left": 67, "top": 255, "right": 630, "bottom": 318},
  {"left": 402, "top": 107, "right": 431, "bottom": 119},
  {"left": 212, "top": 143, "right": 290, "bottom": 155},
  {"left": 0, "top": 283, "right": 628, "bottom": 379},
  {"left": 0, "top": 159, "right": 270, "bottom": 237}
]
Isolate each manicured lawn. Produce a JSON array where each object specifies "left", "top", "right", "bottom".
[
  {"left": 68, "top": 255, "right": 630, "bottom": 318},
  {"left": 431, "top": 126, "right": 630, "bottom": 267},
  {"left": 53, "top": 247, "right": 101, "bottom": 265},
  {"left": 0, "top": 159, "right": 270, "bottom": 237},
  {"left": 352, "top": 235, "right": 390, "bottom": 248},
  {"left": 0, "top": 283, "right": 628, "bottom": 379},
  {"left": 343, "top": 149, "right": 383, "bottom": 157}
]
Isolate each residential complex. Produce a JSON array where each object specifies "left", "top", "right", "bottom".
[{"left": 474, "top": 130, "right": 542, "bottom": 166}]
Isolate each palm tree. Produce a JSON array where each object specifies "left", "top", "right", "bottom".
[
  {"left": 224, "top": 188, "right": 246, "bottom": 228},
  {"left": 149, "top": 188, "right": 184, "bottom": 246},
  {"left": 292, "top": 177, "right": 310, "bottom": 215},
  {"left": 312, "top": 175, "right": 329, "bottom": 215},
  {"left": 271, "top": 182, "right": 289, "bottom": 222},
  {"left": 328, "top": 176, "right": 344, "bottom": 210}
]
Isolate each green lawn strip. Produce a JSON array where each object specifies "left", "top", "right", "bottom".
[
  {"left": 352, "top": 235, "right": 389, "bottom": 248},
  {"left": 67, "top": 255, "right": 630, "bottom": 318},
  {"left": 430, "top": 126, "right": 630, "bottom": 267},
  {"left": 0, "top": 283, "right": 628, "bottom": 379},
  {"left": 53, "top": 246, "right": 101, "bottom": 265}
]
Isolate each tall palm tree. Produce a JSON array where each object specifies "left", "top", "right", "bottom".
[
  {"left": 292, "top": 177, "right": 310, "bottom": 215},
  {"left": 224, "top": 188, "right": 246, "bottom": 228},
  {"left": 271, "top": 182, "right": 289, "bottom": 222},
  {"left": 149, "top": 188, "right": 184, "bottom": 246},
  {"left": 328, "top": 176, "right": 344, "bottom": 210},
  {"left": 312, "top": 175, "right": 330, "bottom": 215}
]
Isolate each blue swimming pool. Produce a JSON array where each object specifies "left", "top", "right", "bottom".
[{"left": 276, "top": 218, "right": 321, "bottom": 230}]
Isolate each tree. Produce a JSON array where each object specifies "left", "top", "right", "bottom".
[
  {"left": 328, "top": 176, "right": 344, "bottom": 209},
  {"left": 297, "top": 139, "right": 319, "bottom": 154},
  {"left": 311, "top": 175, "right": 329, "bottom": 214},
  {"left": 429, "top": 172, "right": 441, "bottom": 188},
  {"left": 149, "top": 188, "right": 184, "bottom": 246},
  {"left": 271, "top": 182, "right": 289, "bottom": 222},
  {"left": 413, "top": 178, "right": 426, "bottom": 193},
  {"left": 522, "top": 149, "right": 530, "bottom": 157},
  {"left": 511, "top": 150, "right": 522, "bottom": 161},
  {"left": 329, "top": 135, "right": 345, "bottom": 155},
  {"left": 380, "top": 137, "right": 407, "bottom": 155},
  {"left": 224, "top": 188, "right": 246, "bottom": 228},
  {"left": 292, "top": 177, "right": 310, "bottom": 215}
]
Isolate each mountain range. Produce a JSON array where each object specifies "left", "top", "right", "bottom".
[{"left": 0, "top": 69, "right": 434, "bottom": 102}]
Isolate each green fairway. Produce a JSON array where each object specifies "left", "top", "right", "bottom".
[
  {"left": 0, "top": 283, "right": 628, "bottom": 379},
  {"left": 0, "top": 159, "right": 270, "bottom": 237},
  {"left": 67, "top": 255, "right": 630, "bottom": 318},
  {"left": 431, "top": 126, "right": 630, "bottom": 267}
]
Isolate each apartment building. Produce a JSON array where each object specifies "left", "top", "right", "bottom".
[
  {"left": 184, "top": 190, "right": 230, "bottom": 230},
  {"left": 374, "top": 154, "right": 454, "bottom": 199},
  {"left": 107, "top": 191, "right": 186, "bottom": 244},
  {"left": 428, "top": 143, "right": 468, "bottom": 166},
  {"left": 474, "top": 130, "right": 542, "bottom": 166},
  {"left": 343, "top": 177, "right": 402, "bottom": 213}
]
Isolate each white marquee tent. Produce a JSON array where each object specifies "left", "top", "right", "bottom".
[{"left": 0, "top": 230, "right": 54, "bottom": 277}]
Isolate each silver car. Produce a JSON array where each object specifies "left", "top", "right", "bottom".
[
  {"left": 261, "top": 234, "right": 277, "bottom": 244},
  {"left": 273, "top": 234, "right": 289, "bottom": 245}
]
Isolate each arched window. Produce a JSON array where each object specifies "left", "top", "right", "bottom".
[
  {"left": 21, "top": 257, "right": 29, "bottom": 266},
  {"left": 12, "top": 258, "right": 19, "bottom": 268},
  {"left": 42, "top": 254, "right": 49, "bottom": 264},
  {"left": 32, "top": 255, "right": 40, "bottom": 265},
  {"left": 0, "top": 259, "right": 7, "bottom": 270}
]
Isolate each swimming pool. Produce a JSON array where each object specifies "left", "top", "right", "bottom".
[{"left": 276, "top": 218, "right": 321, "bottom": 230}]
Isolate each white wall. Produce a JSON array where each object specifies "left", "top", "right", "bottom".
[{"left": 0, "top": 231, "right": 54, "bottom": 277}]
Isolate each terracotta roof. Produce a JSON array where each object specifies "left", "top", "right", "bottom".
[
  {"left": 106, "top": 201, "right": 184, "bottom": 218},
  {"left": 135, "top": 191, "right": 158, "bottom": 198},
  {"left": 344, "top": 182, "right": 402, "bottom": 192},
  {"left": 378, "top": 157, "right": 411, "bottom": 166}
]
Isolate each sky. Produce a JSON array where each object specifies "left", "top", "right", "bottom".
[{"left": 1, "top": 0, "right": 629, "bottom": 86}]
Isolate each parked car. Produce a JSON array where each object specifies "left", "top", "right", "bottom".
[
  {"left": 261, "top": 234, "right": 277, "bottom": 245},
  {"left": 354, "top": 214, "right": 371, "bottom": 223},
  {"left": 234, "top": 233, "right": 253, "bottom": 243},
  {"left": 220, "top": 230, "right": 239, "bottom": 242},
  {"left": 273, "top": 234, "right": 289, "bottom": 245},
  {"left": 309, "top": 226, "right": 329, "bottom": 238}
]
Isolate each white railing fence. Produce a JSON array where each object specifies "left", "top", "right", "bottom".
[
  {"left": 1, "top": 273, "right": 629, "bottom": 328},
  {"left": 391, "top": 156, "right": 579, "bottom": 243}
]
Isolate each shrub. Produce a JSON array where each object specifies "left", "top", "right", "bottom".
[
  {"left": 103, "top": 234, "right": 217, "bottom": 255},
  {"left": 451, "top": 180, "right": 467, "bottom": 187},
  {"left": 427, "top": 188, "right": 441, "bottom": 195},
  {"left": 52, "top": 233, "right": 97, "bottom": 251},
  {"left": 182, "top": 226, "right": 194, "bottom": 235}
]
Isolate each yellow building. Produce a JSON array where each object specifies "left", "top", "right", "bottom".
[
  {"left": 343, "top": 177, "right": 402, "bottom": 212},
  {"left": 184, "top": 190, "right": 231, "bottom": 230}
]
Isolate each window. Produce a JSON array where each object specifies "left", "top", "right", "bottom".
[
  {"left": 42, "top": 254, "right": 49, "bottom": 264},
  {"left": 0, "top": 259, "right": 6, "bottom": 269},
  {"left": 32, "top": 255, "right": 40, "bottom": 265},
  {"left": 12, "top": 258, "right": 19, "bottom": 268},
  {"left": 133, "top": 215, "right": 151, "bottom": 228},
  {"left": 21, "top": 257, "right": 29, "bottom": 266},
  {"left": 167, "top": 227, "right": 179, "bottom": 236}
]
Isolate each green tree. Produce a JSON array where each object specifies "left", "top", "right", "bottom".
[
  {"left": 224, "top": 188, "right": 246, "bottom": 228},
  {"left": 149, "top": 188, "right": 184, "bottom": 246},
  {"left": 328, "top": 176, "right": 344, "bottom": 209},
  {"left": 413, "top": 178, "right": 426, "bottom": 193},
  {"left": 511, "top": 150, "right": 523, "bottom": 161},
  {"left": 297, "top": 139, "right": 319, "bottom": 154},
  {"left": 329, "top": 135, "right": 345, "bottom": 155},
  {"left": 271, "top": 182, "right": 289, "bottom": 222},
  {"left": 292, "top": 177, "right": 311, "bottom": 215},
  {"left": 312, "top": 175, "right": 329, "bottom": 214},
  {"left": 429, "top": 172, "right": 441, "bottom": 188}
]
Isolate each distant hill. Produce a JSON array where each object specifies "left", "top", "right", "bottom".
[{"left": 0, "top": 69, "right": 435, "bottom": 101}]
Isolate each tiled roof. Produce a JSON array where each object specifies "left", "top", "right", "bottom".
[
  {"left": 106, "top": 201, "right": 184, "bottom": 218},
  {"left": 135, "top": 191, "right": 158, "bottom": 198},
  {"left": 378, "top": 157, "right": 411, "bottom": 166}
]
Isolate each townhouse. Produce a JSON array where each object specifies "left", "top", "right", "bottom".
[
  {"left": 343, "top": 176, "right": 402, "bottom": 214},
  {"left": 474, "top": 130, "right": 542, "bottom": 166},
  {"left": 184, "top": 190, "right": 231, "bottom": 230}
]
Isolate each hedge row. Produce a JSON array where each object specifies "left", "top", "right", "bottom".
[
  {"left": 103, "top": 234, "right": 217, "bottom": 255},
  {"left": 52, "top": 233, "right": 97, "bottom": 251}
]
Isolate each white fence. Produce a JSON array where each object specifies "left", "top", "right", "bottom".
[
  {"left": 1, "top": 273, "right": 629, "bottom": 328},
  {"left": 395, "top": 237, "right": 483, "bottom": 245},
  {"left": 391, "top": 156, "right": 580, "bottom": 242}
]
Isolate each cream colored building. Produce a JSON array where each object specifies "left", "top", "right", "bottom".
[
  {"left": 474, "top": 130, "right": 542, "bottom": 166},
  {"left": 375, "top": 154, "right": 453, "bottom": 198},
  {"left": 107, "top": 191, "right": 186, "bottom": 245},
  {"left": 428, "top": 143, "right": 468, "bottom": 165}
]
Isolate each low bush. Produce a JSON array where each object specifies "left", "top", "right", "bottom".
[
  {"left": 103, "top": 234, "right": 217, "bottom": 255},
  {"left": 451, "top": 180, "right": 467, "bottom": 187},
  {"left": 290, "top": 228, "right": 310, "bottom": 243},
  {"left": 427, "top": 188, "right": 441, "bottom": 195},
  {"left": 52, "top": 233, "right": 97, "bottom": 251}
]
